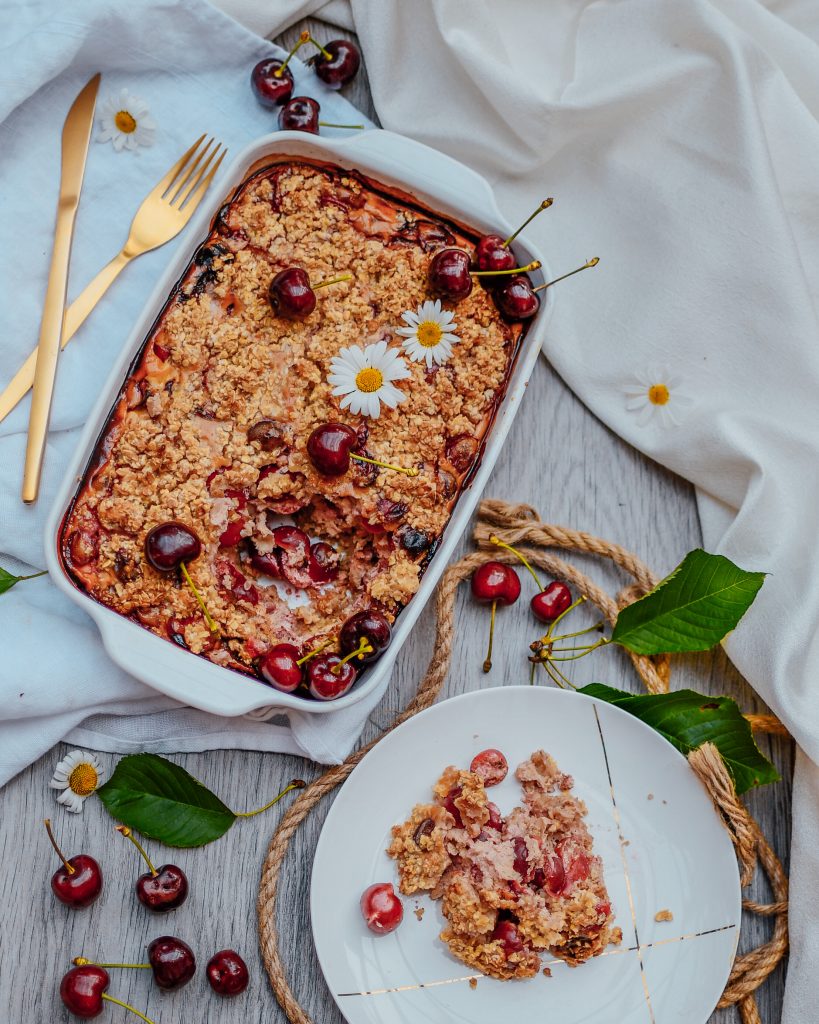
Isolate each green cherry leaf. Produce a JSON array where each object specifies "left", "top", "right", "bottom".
[
  {"left": 97, "top": 753, "right": 236, "bottom": 847},
  {"left": 611, "top": 549, "right": 765, "bottom": 655},
  {"left": 580, "top": 684, "right": 780, "bottom": 794},
  {"left": 0, "top": 566, "right": 47, "bottom": 595}
]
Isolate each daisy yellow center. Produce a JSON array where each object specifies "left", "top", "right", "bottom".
[
  {"left": 68, "top": 763, "right": 99, "bottom": 796},
  {"left": 647, "top": 383, "right": 670, "bottom": 406},
  {"left": 355, "top": 367, "right": 384, "bottom": 393},
  {"left": 417, "top": 321, "right": 443, "bottom": 348},
  {"left": 114, "top": 110, "right": 137, "bottom": 134}
]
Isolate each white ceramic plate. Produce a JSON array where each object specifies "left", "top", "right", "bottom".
[{"left": 311, "top": 686, "right": 741, "bottom": 1024}]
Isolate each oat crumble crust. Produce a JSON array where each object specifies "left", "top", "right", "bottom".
[
  {"left": 60, "top": 160, "right": 527, "bottom": 685},
  {"left": 388, "top": 750, "right": 618, "bottom": 981}
]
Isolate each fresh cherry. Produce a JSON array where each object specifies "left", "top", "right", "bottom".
[
  {"left": 360, "top": 882, "right": 404, "bottom": 934},
  {"left": 428, "top": 248, "right": 472, "bottom": 301},
  {"left": 474, "top": 199, "right": 553, "bottom": 275},
  {"left": 259, "top": 643, "right": 303, "bottom": 692},
  {"left": 313, "top": 39, "right": 361, "bottom": 88},
  {"left": 470, "top": 748, "right": 508, "bottom": 786},
  {"left": 206, "top": 949, "right": 249, "bottom": 997},
  {"left": 116, "top": 826, "right": 188, "bottom": 913},
  {"left": 144, "top": 522, "right": 201, "bottom": 571},
  {"left": 307, "top": 653, "right": 357, "bottom": 701},
  {"left": 279, "top": 95, "right": 320, "bottom": 133},
  {"left": 147, "top": 936, "right": 196, "bottom": 990},
  {"left": 250, "top": 58, "right": 294, "bottom": 108},
  {"left": 307, "top": 422, "right": 357, "bottom": 475},
  {"left": 339, "top": 609, "right": 391, "bottom": 663},
  {"left": 60, "top": 965, "right": 109, "bottom": 1019},
  {"left": 44, "top": 820, "right": 103, "bottom": 910},
  {"left": 60, "top": 965, "right": 158, "bottom": 1023},
  {"left": 494, "top": 274, "right": 540, "bottom": 320},
  {"left": 269, "top": 267, "right": 316, "bottom": 318},
  {"left": 531, "top": 580, "right": 573, "bottom": 623},
  {"left": 492, "top": 919, "right": 524, "bottom": 956},
  {"left": 470, "top": 561, "right": 521, "bottom": 674}
]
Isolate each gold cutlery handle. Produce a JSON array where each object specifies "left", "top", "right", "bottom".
[{"left": 0, "top": 250, "right": 130, "bottom": 425}]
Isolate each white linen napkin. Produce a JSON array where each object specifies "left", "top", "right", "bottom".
[
  {"left": 0, "top": 0, "right": 379, "bottom": 784},
  {"left": 210, "top": 0, "right": 819, "bottom": 1019}
]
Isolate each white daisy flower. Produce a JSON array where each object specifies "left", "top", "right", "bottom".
[
  {"left": 624, "top": 367, "right": 693, "bottom": 427},
  {"left": 395, "top": 299, "right": 460, "bottom": 367},
  {"left": 49, "top": 750, "right": 105, "bottom": 813},
  {"left": 328, "top": 340, "right": 411, "bottom": 418},
  {"left": 97, "top": 89, "right": 156, "bottom": 152}
]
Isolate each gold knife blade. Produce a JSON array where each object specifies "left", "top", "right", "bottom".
[{"left": 22, "top": 72, "right": 100, "bottom": 503}]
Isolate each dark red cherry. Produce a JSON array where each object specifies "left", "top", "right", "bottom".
[
  {"left": 144, "top": 522, "right": 201, "bottom": 572},
  {"left": 250, "top": 549, "right": 282, "bottom": 578},
  {"left": 474, "top": 234, "right": 517, "bottom": 274},
  {"left": 544, "top": 853, "right": 567, "bottom": 896},
  {"left": 470, "top": 562, "right": 521, "bottom": 606},
  {"left": 219, "top": 488, "right": 248, "bottom": 547},
  {"left": 492, "top": 919, "right": 524, "bottom": 956},
  {"left": 278, "top": 96, "right": 320, "bottom": 134},
  {"left": 51, "top": 854, "right": 103, "bottom": 910},
  {"left": 339, "top": 610, "right": 391, "bottom": 663},
  {"left": 442, "top": 786, "right": 464, "bottom": 828},
  {"left": 313, "top": 39, "right": 361, "bottom": 88},
  {"left": 428, "top": 248, "right": 472, "bottom": 301},
  {"left": 60, "top": 965, "right": 109, "bottom": 1018},
  {"left": 307, "top": 654, "right": 356, "bottom": 700},
  {"left": 494, "top": 275, "right": 540, "bottom": 320},
  {"left": 485, "top": 802, "right": 504, "bottom": 831},
  {"left": 206, "top": 949, "right": 249, "bottom": 996},
  {"left": 531, "top": 580, "right": 573, "bottom": 622},
  {"left": 512, "top": 837, "right": 530, "bottom": 880},
  {"left": 360, "top": 882, "right": 403, "bottom": 934},
  {"left": 308, "top": 541, "right": 339, "bottom": 583},
  {"left": 147, "top": 936, "right": 196, "bottom": 990},
  {"left": 268, "top": 267, "right": 316, "bottom": 320},
  {"left": 307, "top": 422, "right": 357, "bottom": 475},
  {"left": 136, "top": 864, "right": 188, "bottom": 913},
  {"left": 259, "top": 643, "right": 302, "bottom": 692},
  {"left": 251, "top": 58, "right": 294, "bottom": 107}
]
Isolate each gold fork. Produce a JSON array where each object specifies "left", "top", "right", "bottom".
[{"left": 1, "top": 134, "right": 227, "bottom": 424}]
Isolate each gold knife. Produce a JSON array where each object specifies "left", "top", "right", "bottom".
[{"left": 22, "top": 73, "right": 100, "bottom": 503}]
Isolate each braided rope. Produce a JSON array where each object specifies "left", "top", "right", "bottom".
[{"left": 257, "top": 499, "right": 789, "bottom": 1023}]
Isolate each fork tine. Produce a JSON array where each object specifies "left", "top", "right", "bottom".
[
  {"left": 176, "top": 145, "right": 227, "bottom": 210},
  {"left": 168, "top": 137, "right": 215, "bottom": 205},
  {"left": 151, "top": 134, "right": 207, "bottom": 199}
]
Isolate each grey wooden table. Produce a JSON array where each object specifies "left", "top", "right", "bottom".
[{"left": 0, "top": 19, "right": 792, "bottom": 1024}]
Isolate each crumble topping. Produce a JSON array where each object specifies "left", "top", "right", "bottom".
[{"left": 61, "top": 160, "right": 527, "bottom": 689}]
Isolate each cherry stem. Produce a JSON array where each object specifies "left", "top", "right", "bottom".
[
  {"left": 472, "top": 260, "right": 541, "bottom": 278},
  {"left": 350, "top": 452, "right": 419, "bottom": 477},
  {"left": 546, "top": 594, "right": 587, "bottom": 636},
  {"left": 17, "top": 570, "right": 47, "bottom": 582},
  {"left": 101, "top": 994, "right": 157, "bottom": 1024},
  {"left": 331, "top": 636, "right": 373, "bottom": 674},
  {"left": 533, "top": 258, "right": 599, "bottom": 292},
  {"left": 482, "top": 600, "right": 496, "bottom": 673},
  {"left": 296, "top": 637, "right": 334, "bottom": 666},
  {"left": 74, "top": 957, "right": 151, "bottom": 969},
  {"left": 233, "top": 779, "right": 306, "bottom": 818},
  {"left": 180, "top": 562, "right": 219, "bottom": 636},
  {"left": 489, "top": 534, "right": 542, "bottom": 590},
  {"left": 502, "top": 198, "right": 554, "bottom": 248},
  {"left": 115, "top": 825, "right": 156, "bottom": 877},
  {"left": 313, "top": 273, "right": 353, "bottom": 291},
  {"left": 543, "top": 639, "right": 609, "bottom": 662},
  {"left": 43, "top": 819, "right": 74, "bottom": 875},
  {"left": 275, "top": 30, "right": 310, "bottom": 76},
  {"left": 542, "top": 658, "right": 577, "bottom": 691},
  {"left": 307, "top": 34, "right": 333, "bottom": 60},
  {"left": 529, "top": 660, "right": 536, "bottom": 686},
  {"left": 318, "top": 122, "right": 365, "bottom": 130}
]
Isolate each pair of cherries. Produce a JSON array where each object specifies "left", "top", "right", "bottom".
[
  {"left": 259, "top": 608, "right": 392, "bottom": 698},
  {"left": 251, "top": 32, "right": 361, "bottom": 108},
  {"left": 45, "top": 820, "right": 186, "bottom": 914},
  {"left": 61, "top": 942, "right": 248, "bottom": 1019},
  {"left": 470, "top": 541, "right": 573, "bottom": 673}
]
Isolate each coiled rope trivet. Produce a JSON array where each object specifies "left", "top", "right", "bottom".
[{"left": 258, "top": 499, "right": 789, "bottom": 1024}]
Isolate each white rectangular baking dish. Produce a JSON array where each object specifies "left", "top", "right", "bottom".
[{"left": 44, "top": 129, "right": 553, "bottom": 718}]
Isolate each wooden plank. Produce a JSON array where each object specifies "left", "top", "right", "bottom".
[{"left": 0, "top": 18, "right": 790, "bottom": 1024}]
